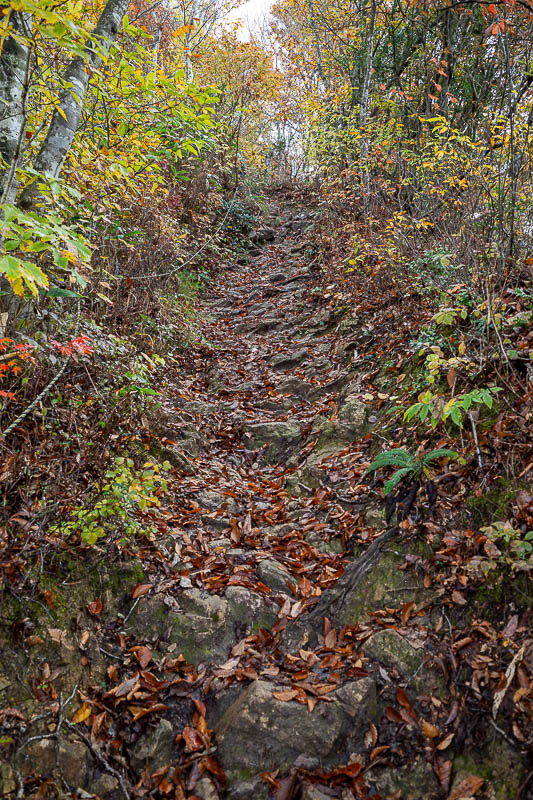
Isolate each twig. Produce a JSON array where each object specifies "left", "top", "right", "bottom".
[
  {"left": 469, "top": 411, "right": 483, "bottom": 469},
  {"left": 65, "top": 721, "right": 131, "bottom": 800}
]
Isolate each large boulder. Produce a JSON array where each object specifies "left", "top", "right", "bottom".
[{"left": 214, "top": 678, "right": 377, "bottom": 792}]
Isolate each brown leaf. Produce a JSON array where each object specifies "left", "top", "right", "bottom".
[
  {"left": 437, "top": 759, "right": 452, "bottom": 791},
  {"left": 451, "top": 590, "right": 467, "bottom": 606},
  {"left": 448, "top": 775, "right": 484, "bottom": 800},
  {"left": 421, "top": 719, "right": 440, "bottom": 739},
  {"left": 385, "top": 706, "right": 403, "bottom": 723},
  {"left": 272, "top": 689, "right": 299, "bottom": 702},
  {"left": 131, "top": 583, "right": 153, "bottom": 599},
  {"left": 182, "top": 725, "right": 204, "bottom": 752},
  {"left": 437, "top": 733, "right": 455, "bottom": 750},
  {"left": 133, "top": 645, "right": 152, "bottom": 669},
  {"left": 87, "top": 598, "right": 102, "bottom": 616}
]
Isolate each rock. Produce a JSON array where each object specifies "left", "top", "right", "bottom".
[
  {"left": 227, "top": 777, "right": 269, "bottom": 800},
  {"left": 300, "top": 785, "right": 335, "bottom": 800},
  {"left": 364, "top": 506, "right": 387, "bottom": 530},
  {"left": 225, "top": 586, "right": 278, "bottom": 631},
  {"left": 269, "top": 271, "right": 288, "bottom": 283},
  {"left": 339, "top": 395, "right": 366, "bottom": 432},
  {"left": 269, "top": 349, "right": 308, "bottom": 369},
  {"left": 209, "top": 537, "right": 232, "bottom": 550},
  {"left": 451, "top": 735, "right": 524, "bottom": 800},
  {"left": 150, "top": 443, "right": 196, "bottom": 474},
  {"left": 89, "top": 773, "right": 119, "bottom": 795},
  {"left": 26, "top": 738, "right": 88, "bottom": 786},
  {"left": 363, "top": 629, "right": 445, "bottom": 696},
  {"left": 304, "top": 416, "right": 361, "bottom": 465},
  {"left": 183, "top": 400, "right": 216, "bottom": 416},
  {"left": 195, "top": 774, "right": 219, "bottom": 799},
  {"left": 215, "top": 678, "right": 377, "bottom": 790},
  {"left": 327, "top": 540, "right": 430, "bottom": 628},
  {"left": 305, "top": 531, "right": 344, "bottom": 554},
  {"left": 125, "top": 591, "right": 234, "bottom": 665},
  {"left": 197, "top": 490, "right": 239, "bottom": 515},
  {"left": 215, "top": 680, "right": 344, "bottom": 777},
  {"left": 257, "top": 559, "right": 296, "bottom": 594},
  {"left": 369, "top": 757, "right": 440, "bottom": 799},
  {"left": 252, "top": 227, "right": 275, "bottom": 244},
  {"left": 0, "top": 764, "right": 15, "bottom": 796},
  {"left": 132, "top": 719, "right": 174, "bottom": 772},
  {"left": 243, "top": 421, "right": 303, "bottom": 462},
  {"left": 202, "top": 516, "right": 232, "bottom": 532},
  {"left": 277, "top": 376, "right": 312, "bottom": 397}
]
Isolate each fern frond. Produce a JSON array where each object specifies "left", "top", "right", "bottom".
[
  {"left": 366, "top": 449, "right": 414, "bottom": 473},
  {"left": 383, "top": 467, "right": 412, "bottom": 496},
  {"left": 422, "top": 448, "right": 458, "bottom": 465}
]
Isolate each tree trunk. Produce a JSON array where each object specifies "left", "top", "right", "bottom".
[
  {"left": 0, "top": 12, "right": 32, "bottom": 204},
  {"left": 360, "top": 0, "right": 377, "bottom": 216},
  {"left": 20, "top": 0, "right": 130, "bottom": 208}
]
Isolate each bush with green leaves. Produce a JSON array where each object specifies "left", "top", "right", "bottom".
[
  {"left": 404, "top": 387, "right": 502, "bottom": 429},
  {"left": 54, "top": 457, "right": 171, "bottom": 545},
  {"left": 366, "top": 447, "right": 458, "bottom": 496}
]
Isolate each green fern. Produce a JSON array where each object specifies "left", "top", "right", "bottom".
[{"left": 366, "top": 447, "right": 458, "bottom": 496}]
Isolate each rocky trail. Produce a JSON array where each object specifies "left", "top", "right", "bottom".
[{"left": 1, "top": 203, "right": 527, "bottom": 800}]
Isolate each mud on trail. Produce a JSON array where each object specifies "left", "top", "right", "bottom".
[{"left": 0, "top": 204, "right": 529, "bottom": 800}]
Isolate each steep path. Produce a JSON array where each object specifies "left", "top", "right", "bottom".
[{"left": 5, "top": 204, "right": 525, "bottom": 800}]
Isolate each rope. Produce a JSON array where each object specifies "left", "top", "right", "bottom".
[{"left": 0, "top": 358, "right": 69, "bottom": 441}]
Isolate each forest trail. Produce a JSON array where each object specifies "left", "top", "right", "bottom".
[
  {"left": 3, "top": 200, "right": 527, "bottom": 800},
  {"left": 87, "top": 203, "right": 465, "bottom": 800}
]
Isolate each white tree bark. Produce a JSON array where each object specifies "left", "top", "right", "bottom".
[
  {"left": 0, "top": 12, "right": 32, "bottom": 204},
  {"left": 20, "top": 0, "right": 131, "bottom": 208},
  {"left": 360, "top": 0, "right": 376, "bottom": 215}
]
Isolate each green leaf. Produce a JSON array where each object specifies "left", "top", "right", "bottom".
[
  {"left": 423, "top": 448, "right": 458, "bottom": 464},
  {"left": 366, "top": 449, "right": 414, "bottom": 473},
  {"left": 383, "top": 467, "right": 412, "bottom": 496},
  {"left": 44, "top": 287, "right": 82, "bottom": 298}
]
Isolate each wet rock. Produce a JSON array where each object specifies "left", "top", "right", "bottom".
[
  {"left": 225, "top": 586, "right": 278, "bottom": 631},
  {"left": 257, "top": 559, "right": 296, "bottom": 595},
  {"left": 132, "top": 719, "right": 174, "bottom": 772},
  {"left": 269, "top": 349, "right": 308, "bottom": 369},
  {"left": 243, "top": 421, "right": 303, "bottom": 462},
  {"left": 228, "top": 777, "right": 269, "bottom": 800}
]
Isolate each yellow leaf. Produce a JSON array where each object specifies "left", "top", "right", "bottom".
[{"left": 72, "top": 702, "right": 92, "bottom": 724}]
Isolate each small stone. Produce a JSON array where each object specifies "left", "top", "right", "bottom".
[
  {"left": 209, "top": 537, "right": 232, "bottom": 550},
  {"left": 195, "top": 774, "right": 219, "bottom": 799},
  {"left": 90, "top": 773, "right": 119, "bottom": 795},
  {"left": 243, "top": 421, "right": 303, "bottom": 462},
  {"left": 225, "top": 586, "right": 277, "bottom": 630},
  {"left": 339, "top": 395, "right": 367, "bottom": 432},
  {"left": 305, "top": 531, "right": 344, "bottom": 554}
]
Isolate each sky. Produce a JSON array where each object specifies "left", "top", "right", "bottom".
[{"left": 226, "top": 0, "right": 274, "bottom": 37}]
